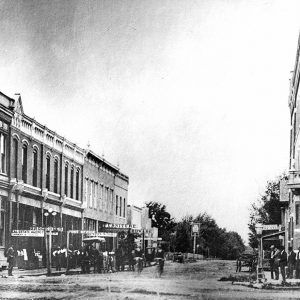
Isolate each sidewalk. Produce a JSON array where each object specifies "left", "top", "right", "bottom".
[
  {"left": 0, "top": 267, "right": 82, "bottom": 278},
  {"left": 263, "top": 270, "right": 300, "bottom": 286}
]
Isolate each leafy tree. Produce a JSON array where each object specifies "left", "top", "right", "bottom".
[
  {"left": 146, "top": 201, "right": 176, "bottom": 238},
  {"left": 219, "top": 231, "right": 245, "bottom": 259},
  {"left": 174, "top": 215, "right": 193, "bottom": 252},
  {"left": 248, "top": 176, "right": 285, "bottom": 248},
  {"left": 174, "top": 213, "right": 245, "bottom": 259}
]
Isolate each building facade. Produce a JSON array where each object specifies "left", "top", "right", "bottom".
[
  {"left": 283, "top": 33, "right": 300, "bottom": 250},
  {"left": 127, "top": 205, "right": 158, "bottom": 248},
  {"left": 0, "top": 91, "right": 129, "bottom": 267}
]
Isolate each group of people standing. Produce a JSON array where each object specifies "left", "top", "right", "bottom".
[{"left": 270, "top": 245, "right": 300, "bottom": 283}]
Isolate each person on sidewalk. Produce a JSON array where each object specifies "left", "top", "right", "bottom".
[
  {"left": 287, "top": 246, "right": 296, "bottom": 279},
  {"left": 279, "top": 246, "right": 288, "bottom": 284},
  {"left": 7, "top": 245, "right": 15, "bottom": 276},
  {"left": 53, "top": 246, "right": 62, "bottom": 271},
  {"left": 296, "top": 246, "right": 300, "bottom": 278},
  {"left": 273, "top": 246, "right": 280, "bottom": 280},
  {"left": 270, "top": 245, "right": 276, "bottom": 279}
]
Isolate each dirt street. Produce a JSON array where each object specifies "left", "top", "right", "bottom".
[{"left": 1, "top": 260, "right": 300, "bottom": 299}]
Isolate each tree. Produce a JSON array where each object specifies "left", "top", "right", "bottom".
[
  {"left": 174, "top": 215, "right": 193, "bottom": 252},
  {"left": 146, "top": 201, "right": 176, "bottom": 238},
  {"left": 248, "top": 176, "right": 284, "bottom": 248},
  {"left": 174, "top": 213, "right": 245, "bottom": 259}
]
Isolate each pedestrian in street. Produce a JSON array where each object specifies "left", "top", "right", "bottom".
[
  {"left": 287, "top": 246, "right": 296, "bottom": 279},
  {"left": 6, "top": 245, "right": 15, "bottom": 276},
  {"left": 279, "top": 246, "right": 288, "bottom": 284}
]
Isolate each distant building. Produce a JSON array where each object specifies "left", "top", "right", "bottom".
[{"left": 127, "top": 205, "right": 158, "bottom": 248}]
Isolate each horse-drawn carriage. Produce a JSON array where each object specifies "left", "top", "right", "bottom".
[
  {"left": 81, "top": 237, "right": 114, "bottom": 273},
  {"left": 236, "top": 252, "right": 257, "bottom": 272}
]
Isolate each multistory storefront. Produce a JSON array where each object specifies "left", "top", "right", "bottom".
[
  {"left": 283, "top": 33, "right": 300, "bottom": 250},
  {"left": 0, "top": 91, "right": 129, "bottom": 268},
  {"left": 81, "top": 150, "right": 129, "bottom": 251}
]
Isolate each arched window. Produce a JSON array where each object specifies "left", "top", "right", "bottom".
[
  {"left": 0, "top": 134, "right": 6, "bottom": 174},
  {"left": 12, "top": 139, "right": 18, "bottom": 178},
  {"left": 70, "top": 166, "right": 74, "bottom": 199},
  {"left": 46, "top": 155, "right": 51, "bottom": 190},
  {"left": 65, "top": 163, "right": 69, "bottom": 197},
  {"left": 32, "top": 148, "right": 38, "bottom": 187},
  {"left": 75, "top": 168, "right": 80, "bottom": 200},
  {"left": 22, "top": 144, "right": 28, "bottom": 183},
  {"left": 54, "top": 159, "right": 59, "bottom": 194}
]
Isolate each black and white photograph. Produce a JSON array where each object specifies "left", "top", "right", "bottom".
[{"left": 1, "top": 0, "right": 300, "bottom": 299}]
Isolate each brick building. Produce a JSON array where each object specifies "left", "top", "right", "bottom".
[{"left": 0, "top": 91, "right": 129, "bottom": 267}]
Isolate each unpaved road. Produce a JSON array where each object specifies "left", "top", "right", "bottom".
[{"left": 1, "top": 260, "right": 300, "bottom": 299}]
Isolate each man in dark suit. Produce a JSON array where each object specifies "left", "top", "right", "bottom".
[
  {"left": 6, "top": 245, "right": 15, "bottom": 276},
  {"left": 296, "top": 246, "right": 300, "bottom": 278},
  {"left": 287, "top": 246, "right": 296, "bottom": 279},
  {"left": 270, "top": 245, "right": 276, "bottom": 279},
  {"left": 279, "top": 246, "right": 288, "bottom": 284}
]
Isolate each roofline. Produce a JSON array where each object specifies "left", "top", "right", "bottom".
[{"left": 86, "top": 150, "right": 120, "bottom": 172}]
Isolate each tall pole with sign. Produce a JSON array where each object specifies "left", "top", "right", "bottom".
[{"left": 191, "top": 223, "right": 200, "bottom": 259}]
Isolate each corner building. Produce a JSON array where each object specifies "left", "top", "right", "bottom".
[
  {"left": 283, "top": 33, "right": 300, "bottom": 250},
  {"left": 0, "top": 92, "right": 129, "bottom": 267}
]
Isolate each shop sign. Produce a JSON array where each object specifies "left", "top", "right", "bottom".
[
  {"left": 93, "top": 232, "right": 117, "bottom": 237},
  {"left": 68, "top": 230, "right": 96, "bottom": 234},
  {"left": 29, "top": 227, "right": 63, "bottom": 232},
  {"left": 102, "top": 224, "right": 134, "bottom": 229},
  {"left": 12, "top": 230, "right": 44, "bottom": 237},
  {"left": 262, "top": 224, "right": 279, "bottom": 231}
]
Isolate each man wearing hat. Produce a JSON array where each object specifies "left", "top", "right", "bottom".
[{"left": 270, "top": 245, "right": 276, "bottom": 280}]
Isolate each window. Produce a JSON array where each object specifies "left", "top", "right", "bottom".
[
  {"left": 22, "top": 144, "right": 28, "bottom": 183},
  {"left": 119, "top": 197, "right": 122, "bottom": 217},
  {"left": 46, "top": 155, "right": 51, "bottom": 190},
  {"left": 296, "top": 204, "right": 300, "bottom": 225},
  {"left": 32, "top": 148, "right": 38, "bottom": 187},
  {"left": 116, "top": 195, "right": 119, "bottom": 215},
  {"left": 12, "top": 139, "right": 18, "bottom": 178},
  {"left": 75, "top": 169, "right": 80, "bottom": 200},
  {"left": 90, "top": 181, "right": 93, "bottom": 208},
  {"left": 123, "top": 198, "right": 126, "bottom": 217},
  {"left": 65, "top": 163, "right": 69, "bottom": 196},
  {"left": 95, "top": 182, "right": 98, "bottom": 208},
  {"left": 85, "top": 178, "right": 88, "bottom": 206},
  {"left": 100, "top": 185, "right": 104, "bottom": 210},
  {"left": 0, "top": 134, "right": 6, "bottom": 174},
  {"left": 54, "top": 159, "right": 59, "bottom": 193},
  {"left": 70, "top": 167, "right": 74, "bottom": 199}
]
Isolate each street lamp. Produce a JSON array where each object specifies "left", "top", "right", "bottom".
[
  {"left": 44, "top": 208, "right": 57, "bottom": 276},
  {"left": 255, "top": 223, "right": 264, "bottom": 283}
]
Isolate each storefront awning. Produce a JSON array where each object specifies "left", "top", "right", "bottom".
[{"left": 262, "top": 231, "right": 285, "bottom": 240}]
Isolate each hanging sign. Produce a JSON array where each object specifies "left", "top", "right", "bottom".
[
  {"left": 262, "top": 224, "right": 280, "bottom": 231},
  {"left": 12, "top": 230, "right": 44, "bottom": 237}
]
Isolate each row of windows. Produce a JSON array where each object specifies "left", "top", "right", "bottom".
[
  {"left": 115, "top": 195, "right": 126, "bottom": 218},
  {"left": 13, "top": 139, "right": 81, "bottom": 200},
  {"left": 85, "top": 179, "right": 126, "bottom": 217}
]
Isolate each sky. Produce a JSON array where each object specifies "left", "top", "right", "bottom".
[{"left": 0, "top": 0, "right": 300, "bottom": 243}]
